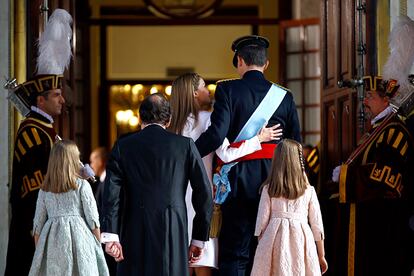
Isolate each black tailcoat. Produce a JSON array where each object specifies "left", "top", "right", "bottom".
[
  {"left": 102, "top": 125, "right": 213, "bottom": 276},
  {"left": 195, "top": 70, "right": 301, "bottom": 275}
]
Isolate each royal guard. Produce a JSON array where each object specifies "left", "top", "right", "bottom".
[
  {"left": 4, "top": 9, "right": 72, "bottom": 275},
  {"left": 331, "top": 15, "right": 414, "bottom": 276}
]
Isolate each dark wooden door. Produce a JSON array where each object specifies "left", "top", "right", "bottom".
[
  {"left": 321, "top": 1, "right": 359, "bottom": 275},
  {"left": 321, "top": 0, "right": 358, "bottom": 188}
]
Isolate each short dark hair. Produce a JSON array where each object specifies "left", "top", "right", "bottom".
[
  {"left": 237, "top": 45, "right": 268, "bottom": 66},
  {"left": 139, "top": 93, "right": 171, "bottom": 125},
  {"left": 30, "top": 90, "right": 50, "bottom": 106}
]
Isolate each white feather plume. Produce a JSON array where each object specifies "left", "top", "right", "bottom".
[
  {"left": 37, "top": 9, "right": 73, "bottom": 75},
  {"left": 382, "top": 15, "right": 414, "bottom": 93}
]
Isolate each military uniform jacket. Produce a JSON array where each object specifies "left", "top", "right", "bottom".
[
  {"left": 339, "top": 115, "right": 412, "bottom": 202},
  {"left": 5, "top": 112, "right": 56, "bottom": 276},
  {"left": 338, "top": 115, "right": 414, "bottom": 276},
  {"left": 196, "top": 70, "right": 301, "bottom": 200},
  {"left": 102, "top": 125, "right": 213, "bottom": 276}
]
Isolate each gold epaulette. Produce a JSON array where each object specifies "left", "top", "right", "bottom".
[
  {"left": 216, "top": 78, "right": 239, "bottom": 84},
  {"left": 270, "top": 81, "right": 290, "bottom": 92}
]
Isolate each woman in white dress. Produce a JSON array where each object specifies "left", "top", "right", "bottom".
[{"left": 169, "top": 73, "right": 280, "bottom": 276}]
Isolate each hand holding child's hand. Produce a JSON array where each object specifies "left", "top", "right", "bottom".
[
  {"left": 79, "top": 164, "right": 95, "bottom": 181},
  {"left": 319, "top": 256, "right": 328, "bottom": 274},
  {"left": 105, "top": 242, "right": 124, "bottom": 262}
]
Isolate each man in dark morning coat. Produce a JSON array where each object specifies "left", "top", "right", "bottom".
[
  {"left": 195, "top": 35, "right": 301, "bottom": 275},
  {"left": 101, "top": 93, "right": 213, "bottom": 276}
]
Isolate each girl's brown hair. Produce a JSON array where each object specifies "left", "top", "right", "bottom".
[
  {"left": 42, "top": 140, "right": 81, "bottom": 193},
  {"left": 264, "top": 139, "right": 308, "bottom": 199},
  {"left": 169, "top": 73, "right": 201, "bottom": 134}
]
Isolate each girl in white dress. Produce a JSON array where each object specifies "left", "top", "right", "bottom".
[
  {"left": 169, "top": 73, "right": 280, "bottom": 276},
  {"left": 29, "top": 140, "right": 109, "bottom": 276},
  {"left": 251, "top": 139, "right": 328, "bottom": 276}
]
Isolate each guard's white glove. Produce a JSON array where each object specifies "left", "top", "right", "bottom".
[
  {"left": 80, "top": 163, "right": 96, "bottom": 180},
  {"left": 332, "top": 165, "right": 341, "bottom": 182}
]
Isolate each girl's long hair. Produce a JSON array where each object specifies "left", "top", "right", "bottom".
[
  {"left": 42, "top": 140, "right": 81, "bottom": 193},
  {"left": 169, "top": 73, "right": 201, "bottom": 134},
  {"left": 264, "top": 139, "right": 308, "bottom": 199}
]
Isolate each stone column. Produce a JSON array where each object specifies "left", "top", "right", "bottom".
[{"left": 0, "top": 0, "right": 12, "bottom": 273}]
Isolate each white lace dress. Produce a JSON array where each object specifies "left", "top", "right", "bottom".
[
  {"left": 183, "top": 111, "right": 262, "bottom": 268},
  {"left": 29, "top": 179, "right": 109, "bottom": 276},
  {"left": 251, "top": 185, "right": 324, "bottom": 276}
]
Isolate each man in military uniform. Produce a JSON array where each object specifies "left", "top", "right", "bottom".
[
  {"left": 5, "top": 8, "right": 72, "bottom": 275},
  {"left": 195, "top": 35, "right": 301, "bottom": 275},
  {"left": 332, "top": 76, "right": 413, "bottom": 275},
  {"left": 4, "top": 74, "right": 65, "bottom": 276}
]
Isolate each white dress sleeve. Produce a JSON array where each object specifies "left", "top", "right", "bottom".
[
  {"left": 254, "top": 185, "right": 271, "bottom": 237},
  {"left": 79, "top": 179, "right": 100, "bottom": 230},
  {"left": 33, "top": 190, "right": 47, "bottom": 235},
  {"left": 195, "top": 111, "right": 261, "bottom": 163},
  {"left": 308, "top": 186, "right": 325, "bottom": 241},
  {"left": 215, "top": 136, "right": 262, "bottom": 163}
]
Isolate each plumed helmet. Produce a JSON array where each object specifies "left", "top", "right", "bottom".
[{"left": 14, "top": 9, "right": 72, "bottom": 109}]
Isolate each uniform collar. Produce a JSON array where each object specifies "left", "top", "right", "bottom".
[
  {"left": 242, "top": 70, "right": 265, "bottom": 81},
  {"left": 141, "top": 123, "right": 166, "bottom": 129},
  {"left": 31, "top": 106, "right": 54, "bottom": 123},
  {"left": 371, "top": 105, "right": 393, "bottom": 126}
]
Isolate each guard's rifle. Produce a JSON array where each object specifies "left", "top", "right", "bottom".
[{"left": 3, "top": 77, "right": 30, "bottom": 116}]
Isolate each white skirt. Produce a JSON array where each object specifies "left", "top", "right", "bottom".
[{"left": 186, "top": 184, "right": 218, "bottom": 268}]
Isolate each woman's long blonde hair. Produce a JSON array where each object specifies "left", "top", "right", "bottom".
[
  {"left": 42, "top": 140, "right": 81, "bottom": 193},
  {"left": 169, "top": 73, "right": 201, "bottom": 134},
  {"left": 264, "top": 139, "right": 308, "bottom": 199}
]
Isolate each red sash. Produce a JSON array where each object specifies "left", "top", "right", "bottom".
[{"left": 216, "top": 143, "right": 277, "bottom": 168}]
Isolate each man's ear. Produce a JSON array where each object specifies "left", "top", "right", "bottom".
[
  {"left": 263, "top": 60, "right": 269, "bottom": 70},
  {"left": 237, "top": 56, "right": 244, "bottom": 67},
  {"left": 165, "top": 116, "right": 172, "bottom": 128},
  {"left": 36, "top": 95, "right": 44, "bottom": 108}
]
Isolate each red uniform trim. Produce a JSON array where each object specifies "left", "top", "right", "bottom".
[{"left": 216, "top": 143, "right": 277, "bottom": 168}]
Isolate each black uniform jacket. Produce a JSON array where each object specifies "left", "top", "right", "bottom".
[
  {"left": 338, "top": 115, "right": 414, "bottom": 275},
  {"left": 5, "top": 112, "right": 56, "bottom": 276},
  {"left": 102, "top": 125, "right": 213, "bottom": 276},
  {"left": 195, "top": 70, "right": 301, "bottom": 201}
]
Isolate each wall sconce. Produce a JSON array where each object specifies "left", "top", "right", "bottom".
[{"left": 165, "top": 85, "right": 172, "bottom": 96}]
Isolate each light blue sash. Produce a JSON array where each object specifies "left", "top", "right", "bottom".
[{"left": 213, "top": 84, "right": 287, "bottom": 204}]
